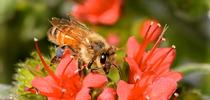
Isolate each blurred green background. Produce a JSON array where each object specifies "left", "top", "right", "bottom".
[{"left": 0, "top": 0, "right": 210, "bottom": 99}]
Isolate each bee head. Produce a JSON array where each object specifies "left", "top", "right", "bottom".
[{"left": 96, "top": 46, "right": 117, "bottom": 74}]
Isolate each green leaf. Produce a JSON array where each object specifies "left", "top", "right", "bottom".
[{"left": 174, "top": 63, "right": 210, "bottom": 75}]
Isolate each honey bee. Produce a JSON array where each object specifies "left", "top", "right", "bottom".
[{"left": 48, "top": 16, "right": 117, "bottom": 74}]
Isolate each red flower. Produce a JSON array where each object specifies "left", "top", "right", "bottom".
[
  {"left": 72, "top": 0, "right": 123, "bottom": 25},
  {"left": 29, "top": 39, "right": 108, "bottom": 100},
  {"left": 117, "top": 72, "right": 182, "bottom": 100},
  {"left": 117, "top": 20, "right": 182, "bottom": 100},
  {"left": 97, "top": 88, "right": 116, "bottom": 100}
]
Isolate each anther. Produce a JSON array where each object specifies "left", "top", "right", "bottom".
[
  {"left": 172, "top": 45, "right": 176, "bottom": 49},
  {"left": 61, "top": 88, "right": 67, "bottom": 93},
  {"left": 35, "top": 88, "right": 39, "bottom": 95},
  {"left": 74, "top": 69, "right": 79, "bottom": 74},
  {"left": 34, "top": 37, "right": 38, "bottom": 42},
  {"left": 134, "top": 75, "right": 140, "bottom": 82},
  {"left": 161, "top": 37, "right": 166, "bottom": 41},
  {"left": 146, "top": 95, "right": 150, "bottom": 100},
  {"left": 150, "top": 21, "right": 154, "bottom": 25},
  {"left": 174, "top": 93, "right": 179, "bottom": 97},
  {"left": 157, "top": 23, "right": 161, "bottom": 27},
  {"left": 70, "top": 55, "right": 74, "bottom": 58},
  {"left": 34, "top": 36, "right": 58, "bottom": 81}
]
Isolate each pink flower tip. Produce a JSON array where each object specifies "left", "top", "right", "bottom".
[
  {"left": 106, "top": 33, "right": 120, "bottom": 46},
  {"left": 72, "top": 0, "right": 123, "bottom": 25}
]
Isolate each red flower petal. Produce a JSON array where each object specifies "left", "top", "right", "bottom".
[
  {"left": 125, "top": 57, "right": 142, "bottom": 83},
  {"left": 137, "top": 71, "right": 157, "bottom": 88},
  {"left": 146, "top": 77, "right": 178, "bottom": 100},
  {"left": 143, "top": 48, "right": 176, "bottom": 75},
  {"left": 139, "top": 20, "right": 162, "bottom": 42},
  {"left": 72, "top": 0, "right": 122, "bottom": 25},
  {"left": 126, "top": 36, "right": 139, "bottom": 58},
  {"left": 117, "top": 80, "right": 134, "bottom": 100},
  {"left": 76, "top": 87, "right": 91, "bottom": 100},
  {"left": 48, "top": 97, "right": 73, "bottom": 100},
  {"left": 48, "top": 95, "right": 75, "bottom": 100},
  {"left": 161, "top": 71, "right": 183, "bottom": 82},
  {"left": 98, "top": 0, "right": 122, "bottom": 25},
  {"left": 55, "top": 50, "right": 78, "bottom": 78},
  {"left": 97, "top": 88, "right": 116, "bottom": 100},
  {"left": 48, "top": 97, "right": 60, "bottom": 100},
  {"left": 31, "top": 76, "right": 61, "bottom": 97},
  {"left": 83, "top": 73, "right": 108, "bottom": 88}
]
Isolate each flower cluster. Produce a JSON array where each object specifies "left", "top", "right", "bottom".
[
  {"left": 26, "top": 38, "right": 116, "bottom": 100},
  {"left": 117, "top": 20, "right": 182, "bottom": 100},
  {"left": 27, "top": 20, "right": 182, "bottom": 100}
]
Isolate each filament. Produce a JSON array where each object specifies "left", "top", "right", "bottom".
[{"left": 34, "top": 37, "right": 58, "bottom": 81}]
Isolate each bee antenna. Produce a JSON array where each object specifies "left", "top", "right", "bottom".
[{"left": 112, "top": 63, "right": 123, "bottom": 79}]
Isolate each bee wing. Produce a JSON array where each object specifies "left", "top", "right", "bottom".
[
  {"left": 49, "top": 17, "right": 92, "bottom": 48},
  {"left": 68, "top": 15, "right": 90, "bottom": 30}
]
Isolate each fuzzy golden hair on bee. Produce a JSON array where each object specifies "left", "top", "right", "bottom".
[{"left": 47, "top": 16, "right": 120, "bottom": 75}]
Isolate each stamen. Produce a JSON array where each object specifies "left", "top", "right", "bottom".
[
  {"left": 150, "top": 21, "right": 154, "bottom": 25},
  {"left": 157, "top": 23, "right": 161, "bottom": 27},
  {"left": 136, "top": 22, "right": 162, "bottom": 65},
  {"left": 74, "top": 69, "right": 80, "bottom": 74},
  {"left": 70, "top": 55, "right": 74, "bottom": 58},
  {"left": 172, "top": 45, "right": 176, "bottom": 49},
  {"left": 174, "top": 92, "right": 179, "bottom": 97},
  {"left": 141, "top": 37, "right": 163, "bottom": 70},
  {"left": 144, "top": 22, "right": 152, "bottom": 40},
  {"left": 61, "top": 58, "right": 73, "bottom": 76},
  {"left": 146, "top": 46, "right": 175, "bottom": 72},
  {"left": 61, "top": 88, "right": 67, "bottom": 93},
  {"left": 173, "top": 93, "right": 179, "bottom": 100},
  {"left": 141, "top": 25, "right": 168, "bottom": 70},
  {"left": 134, "top": 75, "right": 140, "bottom": 81},
  {"left": 34, "top": 37, "right": 38, "bottom": 42},
  {"left": 148, "top": 23, "right": 161, "bottom": 42},
  {"left": 162, "top": 37, "right": 166, "bottom": 41},
  {"left": 34, "top": 37, "right": 58, "bottom": 81},
  {"left": 135, "top": 23, "right": 152, "bottom": 64}
]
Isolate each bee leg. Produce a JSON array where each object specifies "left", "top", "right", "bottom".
[
  {"left": 50, "top": 56, "right": 60, "bottom": 66},
  {"left": 50, "top": 46, "right": 64, "bottom": 66},
  {"left": 87, "top": 60, "right": 94, "bottom": 69},
  {"left": 102, "top": 62, "right": 111, "bottom": 74},
  {"left": 112, "top": 64, "right": 123, "bottom": 79},
  {"left": 78, "top": 59, "right": 86, "bottom": 76},
  {"left": 90, "top": 67, "right": 101, "bottom": 73},
  {"left": 63, "top": 45, "right": 78, "bottom": 56},
  {"left": 103, "top": 66, "right": 110, "bottom": 75},
  {"left": 56, "top": 46, "right": 64, "bottom": 57}
]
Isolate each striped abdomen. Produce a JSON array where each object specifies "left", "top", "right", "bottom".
[{"left": 47, "top": 27, "right": 80, "bottom": 49}]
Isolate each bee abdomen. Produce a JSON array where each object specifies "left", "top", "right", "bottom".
[{"left": 48, "top": 27, "right": 59, "bottom": 38}]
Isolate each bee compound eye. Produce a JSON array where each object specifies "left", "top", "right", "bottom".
[{"left": 100, "top": 53, "right": 106, "bottom": 64}]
